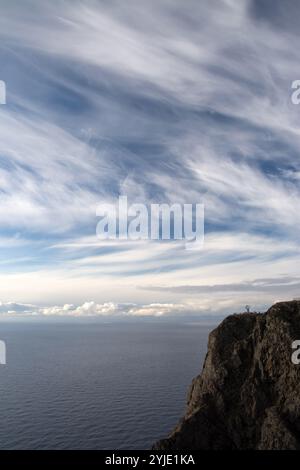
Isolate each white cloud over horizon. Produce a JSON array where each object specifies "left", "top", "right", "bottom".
[
  {"left": 0, "top": 298, "right": 277, "bottom": 319},
  {"left": 0, "top": 300, "right": 212, "bottom": 318}
]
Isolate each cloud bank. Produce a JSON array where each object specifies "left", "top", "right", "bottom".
[{"left": 0, "top": 300, "right": 213, "bottom": 318}]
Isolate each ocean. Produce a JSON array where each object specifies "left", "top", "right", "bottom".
[{"left": 0, "top": 321, "right": 214, "bottom": 449}]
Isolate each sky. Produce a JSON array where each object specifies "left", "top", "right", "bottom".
[{"left": 0, "top": 0, "right": 300, "bottom": 318}]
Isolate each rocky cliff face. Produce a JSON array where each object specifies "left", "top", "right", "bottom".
[{"left": 154, "top": 301, "right": 300, "bottom": 450}]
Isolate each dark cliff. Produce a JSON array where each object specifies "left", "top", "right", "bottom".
[{"left": 154, "top": 300, "right": 300, "bottom": 450}]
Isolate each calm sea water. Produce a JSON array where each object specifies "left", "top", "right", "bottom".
[{"left": 0, "top": 321, "right": 214, "bottom": 449}]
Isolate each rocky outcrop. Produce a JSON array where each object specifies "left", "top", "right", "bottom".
[{"left": 154, "top": 301, "right": 300, "bottom": 450}]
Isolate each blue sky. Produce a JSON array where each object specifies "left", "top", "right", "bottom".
[{"left": 0, "top": 0, "right": 300, "bottom": 317}]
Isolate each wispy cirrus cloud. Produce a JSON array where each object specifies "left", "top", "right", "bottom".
[{"left": 0, "top": 1, "right": 300, "bottom": 314}]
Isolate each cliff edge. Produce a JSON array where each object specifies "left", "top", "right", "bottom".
[{"left": 154, "top": 300, "right": 300, "bottom": 450}]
